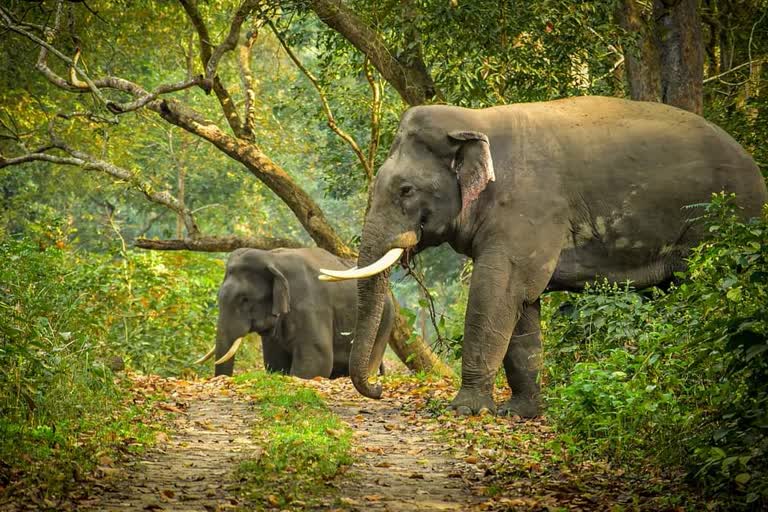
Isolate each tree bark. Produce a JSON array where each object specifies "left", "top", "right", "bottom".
[
  {"left": 653, "top": 0, "right": 704, "bottom": 115},
  {"left": 134, "top": 236, "right": 304, "bottom": 252},
  {"left": 617, "top": 0, "right": 662, "bottom": 102},
  {"left": 617, "top": 0, "right": 704, "bottom": 115}
]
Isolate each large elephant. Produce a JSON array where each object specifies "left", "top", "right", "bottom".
[
  {"left": 197, "top": 247, "right": 394, "bottom": 378},
  {"left": 319, "top": 96, "right": 768, "bottom": 417}
]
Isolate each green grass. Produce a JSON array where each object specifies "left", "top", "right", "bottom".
[
  {"left": 0, "top": 373, "right": 162, "bottom": 503},
  {"left": 234, "top": 372, "right": 353, "bottom": 510}
]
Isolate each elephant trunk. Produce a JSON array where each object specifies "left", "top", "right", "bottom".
[
  {"left": 350, "top": 223, "right": 398, "bottom": 399},
  {"left": 214, "top": 322, "right": 235, "bottom": 377}
]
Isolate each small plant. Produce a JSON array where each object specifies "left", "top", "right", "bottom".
[
  {"left": 543, "top": 195, "right": 768, "bottom": 508},
  {"left": 234, "top": 372, "right": 353, "bottom": 509}
]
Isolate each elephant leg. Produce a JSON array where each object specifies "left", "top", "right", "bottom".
[
  {"left": 499, "top": 300, "right": 542, "bottom": 418},
  {"left": 290, "top": 318, "right": 333, "bottom": 379},
  {"left": 449, "top": 252, "right": 523, "bottom": 415},
  {"left": 262, "top": 336, "right": 291, "bottom": 374}
]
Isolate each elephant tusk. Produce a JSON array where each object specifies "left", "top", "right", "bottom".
[
  {"left": 214, "top": 337, "right": 244, "bottom": 366},
  {"left": 318, "top": 274, "right": 347, "bottom": 282},
  {"left": 193, "top": 345, "right": 216, "bottom": 365},
  {"left": 318, "top": 248, "right": 404, "bottom": 281},
  {"left": 318, "top": 266, "right": 357, "bottom": 282}
]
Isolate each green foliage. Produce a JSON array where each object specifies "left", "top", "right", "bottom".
[
  {"left": 234, "top": 372, "right": 353, "bottom": 509},
  {"left": 0, "top": 230, "right": 228, "bottom": 498},
  {"left": 544, "top": 195, "right": 768, "bottom": 507}
]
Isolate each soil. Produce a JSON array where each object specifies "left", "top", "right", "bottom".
[
  {"left": 81, "top": 379, "right": 256, "bottom": 511},
  {"left": 326, "top": 395, "right": 482, "bottom": 511},
  {"left": 81, "top": 375, "right": 484, "bottom": 512}
]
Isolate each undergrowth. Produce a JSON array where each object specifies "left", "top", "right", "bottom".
[
  {"left": 0, "top": 234, "right": 223, "bottom": 503},
  {"left": 234, "top": 372, "right": 353, "bottom": 510},
  {"left": 543, "top": 195, "right": 768, "bottom": 508}
]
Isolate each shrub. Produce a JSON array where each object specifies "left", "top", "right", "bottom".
[{"left": 543, "top": 194, "right": 768, "bottom": 507}]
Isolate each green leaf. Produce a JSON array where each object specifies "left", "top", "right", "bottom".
[
  {"left": 734, "top": 473, "right": 751, "bottom": 485},
  {"left": 726, "top": 287, "right": 742, "bottom": 301}
]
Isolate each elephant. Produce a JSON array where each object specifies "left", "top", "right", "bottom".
[
  {"left": 196, "top": 247, "right": 394, "bottom": 379},
  {"left": 318, "top": 96, "right": 768, "bottom": 417}
]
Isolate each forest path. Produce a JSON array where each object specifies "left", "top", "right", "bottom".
[
  {"left": 77, "top": 373, "right": 703, "bottom": 512},
  {"left": 320, "top": 384, "right": 483, "bottom": 511},
  {"left": 82, "top": 377, "right": 253, "bottom": 511}
]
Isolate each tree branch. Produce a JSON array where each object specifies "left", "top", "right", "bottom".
[
  {"left": 178, "top": 0, "right": 246, "bottom": 137},
  {"left": 134, "top": 235, "right": 304, "bottom": 252},
  {"left": 237, "top": 22, "right": 261, "bottom": 140},
  {"left": 150, "top": 97, "right": 354, "bottom": 258},
  {"left": 269, "top": 19, "right": 373, "bottom": 181},
  {"left": 8, "top": 8, "right": 352, "bottom": 257},
  {"left": 0, "top": 144, "right": 200, "bottom": 237},
  {"left": 307, "top": 0, "right": 436, "bottom": 106},
  {"left": 1, "top": 5, "right": 204, "bottom": 114},
  {"left": 364, "top": 58, "right": 382, "bottom": 173},
  {"left": 204, "top": 0, "right": 261, "bottom": 80}
]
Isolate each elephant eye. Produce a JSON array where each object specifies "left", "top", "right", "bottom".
[{"left": 399, "top": 184, "right": 415, "bottom": 198}]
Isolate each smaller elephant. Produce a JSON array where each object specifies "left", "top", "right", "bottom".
[{"left": 196, "top": 247, "right": 394, "bottom": 379}]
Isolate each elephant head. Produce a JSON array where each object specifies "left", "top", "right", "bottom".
[
  {"left": 319, "top": 106, "right": 495, "bottom": 398},
  {"left": 196, "top": 249, "right": 291, "bottom": 376}
]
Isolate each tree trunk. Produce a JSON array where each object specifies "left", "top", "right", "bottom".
[
  {"left": 617, "top": 0, "right": 704, "bottom": 115},
  {"left": 654, "top": 0, "right": 704, "bottom": 115},
  {"left": 617, "top": 0, "right": 662, "bottom": 102}
]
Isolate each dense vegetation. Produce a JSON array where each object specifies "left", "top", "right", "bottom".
[
  {"left": 544, "top": 197, "right": 768, "bottom": 506},
  {"left": 1, "top": 0, "right": 767, "bottom": 508}
]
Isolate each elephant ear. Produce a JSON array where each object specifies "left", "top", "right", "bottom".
[
  {"left": 267, "top": 264, "right": 290, "bottom": 316},
  {"left": 448, "top": 130, "right": 496, "bottom": 211}
]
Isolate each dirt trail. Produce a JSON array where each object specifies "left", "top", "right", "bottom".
[
  {"left": 82, "top": 380, "right": 256, "bottom": 511},
  {"left": 328, "top": 396, "right": 482, "bottom": 511},
  {"left": 82, "top": 376, "right": 484, "bottom": 512}
]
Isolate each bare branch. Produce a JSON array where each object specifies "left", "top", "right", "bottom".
[
  {"left": 269, "top": 20, "right": 373, "bottom": 181},
  {"left": 134, "top": 235, "right": 305, "bottom": 252},
  {"left": 703, "top": 58, "right": 766, "bottom": 84},
  {"left": 0, "top": 144, "right": 200, "bottom": 237}
]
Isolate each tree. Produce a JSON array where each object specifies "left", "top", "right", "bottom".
[
  {"left": 0, "top": 0, "right": 453, "bottom": 377},
  {"left": 618, "top": 0, "right": 704, "bottom": 114}
]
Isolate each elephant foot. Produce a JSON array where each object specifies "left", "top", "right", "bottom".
[
  {"left": 498, "top": 396, "right": 540, "bottom": 418},
  {"left": 448, "top": 388, "right": 496, "bottom": 416}
]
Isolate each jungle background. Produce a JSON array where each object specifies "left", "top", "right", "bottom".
[{"left": 1, "top": 0, "right": 767, "bottom": 510}]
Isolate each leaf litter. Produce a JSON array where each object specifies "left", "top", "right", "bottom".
[{"left": 8, "top": 370, "right": 712, "bottom": 511}]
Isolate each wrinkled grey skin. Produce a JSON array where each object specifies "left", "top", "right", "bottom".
[
  {"left": 215, "top": 247, "right": 393, "bottom": 378},
  {"left": 351, "top": 96, "right": 767, "bottom": 416}
]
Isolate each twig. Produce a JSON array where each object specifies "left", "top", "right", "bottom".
[
  {"left": 703, "top": 58, "right": 765, "bottom": 84},
  {"left": 268, "top": 18, "right": 373, "bottom": 181},
  {"left": 403, "top": 256, "right": 450, "bottom": 351}
]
